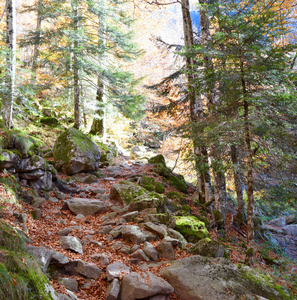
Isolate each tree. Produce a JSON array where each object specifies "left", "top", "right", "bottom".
[
  {"left": 192, "top": 0, "right": 297, "bottom": 264},
  {"left": 3, "top": 0, "right": 16, "bottom": 129}
]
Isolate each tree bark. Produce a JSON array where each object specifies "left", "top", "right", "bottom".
[
  {"left": 31, "top": 0, "right": 43, "bottom": 81},
  {"left": 239, "top": 48, "right": 255, "bottom": 265},
  {"left": 90, "top": 0, "right": 106, "bottom": 140},
  {"left": 199, "top": 0, "right": 227, "bottom": 223},
  {"left": 3, "top": 0, "right": 16, "bottom": 129},
  {"left": 181, "top": 0, "right": 212, "bottom": 203},
  {"left": 230, "top": 144, "right": 245, "bottom": 225},
  {"left": 72, "top": 0, "right": 80, "bottom": 129}
]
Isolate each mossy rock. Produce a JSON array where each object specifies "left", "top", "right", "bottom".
[
  {"left": 149, "top": 213, "right": 176, "bottom": 229},
  {"left": 110, "top": 181, "right": 166, "bottom": 212},
  {"left": 153, "top": 163, "right": 172, "bottom": 177},
  {"left": 166, "top": 191, "right": 186, "bottom": 204},
  {"left": 39, "top": 116, "right": 60, "bottom": 126},
  {"left": 0, "top": 221, "right": 57, "bottom": 299},
  {"left": 53, "top": 128, "right": 101, "bottom": 175},
  {"left": 139, "top": 176, "right": 165, "bottom": 194},
  {"left": 188, "top": 238, "right": 225, "bottom": 258},
  {"left": 0, "top": 130, "right": 43, "bottom": 158},
  {"left": 168, "top": 174, "right": 187, "bottom": 193},
  {"left": 174, "top": 216, "right": 210, "bottom": 243},
  {"left": 148, "top": 154, "right": 166, "bottom": 166}
]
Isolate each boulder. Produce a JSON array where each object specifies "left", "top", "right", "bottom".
[
  {"left": 59, "top": 278, "right": 78, "bottom": 292},
  {"left": 106, "top": 262, "right": 130, "bottom": 281},
  {"left": 161, "top": 255, "right": 288, "bottom": 300},
  {"left": 131, "top": 249, "right": 150, "bottom": 262},
  {"left": 53, "top": 128, "right": 101, "bottom": 175},
  {"left": 73, "top": 173, "right": 99, "bottom": 184},
  {"left": 167, "top": 228, "right": 187, "bottom": 249},
  {"left": 144, "top": 222, "right": 167, "bottom": 238},
  {"left": 157, "top": 241, "right": 175, "bottom": 260},
  {"left": 60, "top": 236, "right": 83, "bottom": 254},
  {"left": 121, "top": 225, "right": 157, "bottom": 244},
  {"left": 148, "top": 154, "right": 166, "bottom": 166},
  {"left": 26, "top": 246, "right": 53, "bottom": 272},
  {"left": 145, "top": 213, "right": 176, "bottom": 229},
  {"left": 143, "top": 242, "right": 158, "bottom": 261},
  {"left": 188, "top": 238, "right": 225, "bottom": 257},
  {"left": 106, "top": 279, "right": 120, "bottom": 300},
  {"left": 266, "top": 217, "right": 286, "bottom": 227},
  {"left": 283, "top": 225, "right": 297, "bottom": 236},
  {"left": 110, "top": 181, "right": 166, "bottom": 212},
  {"left": 174, "top": 216, "right": 209, "bottom": 243},
  {"left": 76, "top": 260, "right": 102, "bottom": 279},
  {"left": 63, "top": 198, "right": 108, "bottom": 216},
  {"left": 120, "top": 271, "right": 174, "bottom": 300},
  {"left": 0, "top": 150, "right": 21, "bottom": 170}
]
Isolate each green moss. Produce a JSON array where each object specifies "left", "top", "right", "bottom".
[
  {"left": 53, "top": 128, "right": 99, "bottom": 169},
  {"left": 174, "top": 216, "right": 210, "bottom": 243},
  {"left": 154, "top": 182, "right": 165, "bottom": 194},
  {"left": 167, "top": 174, "right": 187, "bottom": 193},
  {"left": 0, "top": 221, "right": 25, "bottom": 252},
  {"left": 148, "top": 154, "right": 166, "bottom": 166},
  {"left": 39, "top": 116, "right": 60, "bottom": 126},
  {"left": 213, "top": 209, "right": 224, "bottom": 229},
  {"left": 153, "top": 163, "right": 172, "bottom": 177}
]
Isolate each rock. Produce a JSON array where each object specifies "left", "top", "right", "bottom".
[
  {"left": 32, "top": 208, "right": 42, "bottom": 220},
  {"left": 148, "top": 154, "right": 166, "bottom": 166},
  {"left": 19, "top": 170, "right": 45, "bottom": 180},
  {"left": 0, "top": 150, "right": 21, "bottom": 170},
  {"left": 121, "top": 211, "right": 139, "bottom": 221},
  {"left": 149, "top": 295, "right": 170, "bottom": 300},
  {"left": 33, "top": 197, "right": 46, "bottom": 208},
  {"left": 49, "top": 196, "right": 59, "bottom": 203},
  {"left": 131, "top": 249, "right": 150, "bottom": 262},
  {"left": 98, "top": 225, "right": 113, "bottom": 235},
  {"left": 120, "top": 271, "right": 174, "bottom": 300},
  {"left": 26, "top": 246, "right": 53, "bottom": 272},
  {"left": 59, "top": 278, "right": 78, "bottom": 292},
  {"left": 106, "top": 279, "right": 121, "bottom": 300},
  {"left": 285, "top": 215, "right": 297, "bottom": 225},
  {"left": 174, "top": 216, "right": 209, "bottom": 243},
  {"left": 19, "top": 155, "right": 47, "bottom": 171},
  {"left": 73, "top": 173, "right": 99, "bottom": 183},
  {"left": 110, "top": 181, "right": 166, "bottom": 212},
  {"left": 51, "top": 251, "right": 70, "bottom": 265},
  {"left": 30, "top": 171, "right": 53, "bottom": 190},
  {"left": 167, "top": 228, "right": 187, "bottom": 249},
  {"left": 76, "top": 260, "right": 102, "bottom": 279},
  {"left": 64, "top": 198, "right": 108, "bottom": 216},
  {"left": 55, "top": 191, "right": 66, "bottom": 200},
  {"left": 161, "top": 255, "right": 286, "bottom": 300},
  {"left": 143, "top": 242, "right": 159, "bottom": 261},
  {"left": 162, "top": 236, "right": 183, "bottom": 248},
  {"left": 91, "top": 253, "right": 110, "bottom": 265},
  {"left": 144, "top": 222, "right": 167, "bottom": 238},
  {"left": 93, "top": 188, "right": 108, "bottom": 194},
  {"left": 122, "top": 225, "right": 157, "bottom": 244},
  {"left": 106, "top": 262, "right": 130, "bottom": 281},
  {"left": 58, "top": 228, "right": 72, "bottom": 236},
  {"left": 267, "top": 217, "right": 286, "bottom": 227},
  {"left": 145, "top": 213, "right": 176, "bottom": 229},
  {"left": 157, "top": 241, "right": 175, "bottom": 260},
  {"left": 66, "top": 289, "right": 78, "bottom": 300},
  {"left": 283, "top": 224, "right": 297, "bottom": 235},
  {"left": 60, "top": 236, "right": 83, "bottom": 254},
  {"left": 188, "top": 238, "right": 225, "bottom": 257},
  {"left": 53, "top": 128, "right": 101, "bottom": 175},
  {"left": 58, "top": 293, "right": 72, "bottom": 300}
]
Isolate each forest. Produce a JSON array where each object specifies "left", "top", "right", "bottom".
[{"left": 0, "top": 0, "right": 297, "bottom": 299}]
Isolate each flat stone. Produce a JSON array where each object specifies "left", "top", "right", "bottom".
[
  {"left": 106, "top": 262, "right": 130, "bottom": 281},
  {"left": 60, "top": 236, "right": 83, "bottom": 254},
  {"left": 59, "top": 278, "right": 78, "bottom": 292},
  {"left": 58, "top": 228, "right": 72, "bottom": 236},
  {"left": 76, "top": 260, "right": 102, "bottom": 279},
  {"left": 64, "top": 198, "right": 108, "bottom": 216}
]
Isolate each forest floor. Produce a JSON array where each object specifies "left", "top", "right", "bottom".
[{"left": 1, "top": 152, "right": 297, "bottom": 299}]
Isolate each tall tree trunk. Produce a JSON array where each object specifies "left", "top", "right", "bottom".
[
  {"left": 31, "top": 0, "right": 43, "bottom": 81},
  {"left": 230, "top": 144, "right": 245, "bottom": 225},
  {"left": 3, "top": 0, "right": 16, "bottom": 129},
  {"left": 239, "top": 48, "right": 255, "bottom": 265},
  {"left": 90, "top": 76, "right": 106, "bottom": 138},
  {"left": 90, "top": 0, "right": 106, "bottom": 140},
  {"left": 72, "top": 0, "right": 80, "bottom": 129},
  {"left": 181, "top": 0, "right": 212, "bottom": 203},
  {"left": 199, "top": 0, "right": 227, "bottom": 225}
]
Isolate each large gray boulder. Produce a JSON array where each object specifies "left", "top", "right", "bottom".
[
  {"left": 53, "top": 128, "right": 101, "bottom": 175},
  {"left": 63, "top": 198, "right": 108, "bottom": 216},
  {"left": 121, "top": 271, "right": 174, "bottom": 300},
  {"left": 161, "top": 255, "right": 289, "bottom": 300}
]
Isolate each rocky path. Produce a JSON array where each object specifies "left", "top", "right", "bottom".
[{"left": 20, "top": 159, "right": 190, "bottom": 300}]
